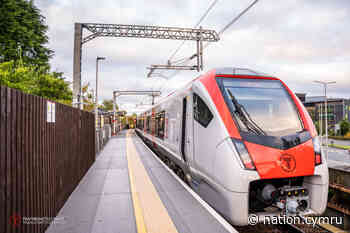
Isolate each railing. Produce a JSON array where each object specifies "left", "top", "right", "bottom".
[{"left": 96, "top": 124, "right": 112, "bottom": 154}]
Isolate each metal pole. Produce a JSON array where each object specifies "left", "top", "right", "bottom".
[
  {"left": 324, "top": 84, "right": 328, "bottom": 161},
  {"left": 196, "top": 27, "right": 201, "bottom": 72},
  {"left": 112, "top": 92, "right": 116, "bottom": 135},
  {"left": 95, "top": 56, "right": 106, "bottom": 130},
  {"left": 314, "top": 80, "right": 336, "bottom": 161},
  {"left": 196, "top": 39, "right": 200, "bottom": 72},
  {"left": 73, "top": 23, "right": 83, "bottom": 109},
  {"left": 200, "top": 39, "right": 203, "bottom": 71},
  {"left": 199, "top": 26, "right": 203, "bottom": 71},
  {"left": 95, "top": 58, "right": 99, "bottom": 129},
  {"left": 320, "top": 103, "right": 322, "bottom": 141}
]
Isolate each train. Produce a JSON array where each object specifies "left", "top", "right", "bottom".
[{"left": 135, "top": 67, "right": 328, "bottom": 226}]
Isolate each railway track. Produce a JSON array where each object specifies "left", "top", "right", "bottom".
[{"left": 288, "top": 222, "right": 333, "bottom": 233}]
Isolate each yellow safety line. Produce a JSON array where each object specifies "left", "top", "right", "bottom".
[
  {"left": 126, "top": 130, "right": 178, "bottom": 233},
  {"left": 127, "top": 147, "right": 147, "bottom": 233}
]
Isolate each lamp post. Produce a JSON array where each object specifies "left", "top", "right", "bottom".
[
  {"left": 319, "top": 103, "right": 322, "bottom": 140},
  {"left": 314, "top": 80, "right": 336, "bottom": 161},
  {"left": 95, "top": 56, "right": 106, "bottom": 129}
]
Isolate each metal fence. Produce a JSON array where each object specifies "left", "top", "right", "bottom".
[
  {"left": 0, "top": 86, "right": 96, "bottom": 233},
  {"left": 96, "top": 124, "right": 112, "bottom": 154}
]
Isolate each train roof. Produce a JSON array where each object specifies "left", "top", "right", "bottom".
[
  {"left": 214, "top": 67, "right": 273, "bottom": 77},
  {"left": 136, "top": 67, "right": 275, "bottom": 116}
]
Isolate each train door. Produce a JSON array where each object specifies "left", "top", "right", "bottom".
[
  {"left": 181, "top": 95, "right": 194, "bottom": 166},
  {"left": 193, "top": 92, "right": 216, "bottom": 200},
  {"left": 193, "top": 93, "right": 214, "bottom": 175}
]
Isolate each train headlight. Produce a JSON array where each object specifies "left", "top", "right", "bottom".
[
  {"left": 232, "top": 139, "right": 256, "bottom": 170},
  {"left": 313, "top": 136, "right": 322, "bottom": 166}
]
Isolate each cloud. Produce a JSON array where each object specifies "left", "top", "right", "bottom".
[{"left": 35, "top": 0, "right": 350, "bottom": 113}]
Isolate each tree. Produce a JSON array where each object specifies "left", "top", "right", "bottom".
[
  {"left": 0, "top": 61, "right": 72, "bottom": 104},
  {"left": 81, "top": 83, "right": 95, "bottom": 112},
  {"left": 100, "top": 99, "right": 115, "bottom": 112},
  {"left": 340, "top": 120, "right": 350, "bottom": 136},
  {"left": 0, "top": 0, "right": 53, "bottom": 67},
  {"left": 121, "top": 116, "right": 127, "bottom": 126},
  {"left": 0, "top": 1, "right": 74, "bottom": 105}
]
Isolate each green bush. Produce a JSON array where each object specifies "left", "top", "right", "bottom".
[
  {"left": 340, "top": 120, "right": 350, "bottom": 136},
  {"left": 0, "top": 61, "right": 72, "bottom": 104}
]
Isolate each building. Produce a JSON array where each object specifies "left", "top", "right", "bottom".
[{"left": 297, "top": 94, "right": 350, "bottom": 132}]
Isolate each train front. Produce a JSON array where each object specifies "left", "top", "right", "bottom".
[{"left": 203, "top": 68, "right": 328, "bottom": 225}]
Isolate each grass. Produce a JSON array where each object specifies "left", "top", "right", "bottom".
[{"left": 327, "top": 144, "right": 350, "bottom": 150}]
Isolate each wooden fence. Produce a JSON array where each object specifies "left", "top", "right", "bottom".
[{"left": 0, "top": 86, "right": 96, "bottom": 233}]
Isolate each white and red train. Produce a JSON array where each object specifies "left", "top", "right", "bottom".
[{"left": 135, "top": 67, "right": 328, "bottom": 226}]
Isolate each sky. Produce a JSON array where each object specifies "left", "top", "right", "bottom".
[{"left": 35, "top": 0, "right": 350, "bottom": 113}]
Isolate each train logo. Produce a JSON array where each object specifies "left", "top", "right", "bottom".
[
  {"left": 280, "top": 154, "right": 296, "bottom": 172},
  {"left": 9, "top": 213, "right": 21, "bottom": 228}
]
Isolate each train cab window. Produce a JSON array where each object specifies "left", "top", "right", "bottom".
[
  {"left": 218, "top": 78, "right": 303, "bottom": 137},
  {"left": 193, "top": 93, "right": 213, "bottom": 128}
]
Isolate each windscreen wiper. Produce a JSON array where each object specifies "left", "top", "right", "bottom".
[{"left": 227, "top": 89, "right": 266, "bottom": 136}]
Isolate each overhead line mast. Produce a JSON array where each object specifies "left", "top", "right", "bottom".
[
  {"left": 150, "top": 0, "right": 260, "bottom": 98},
  {"left": 148, "top": 0, "right": 220, "bottom": 77},
  {"left": 146, "top": 0, "right": 220, "bottom": 104},
  {"left": 73, "top": 23, "right": 219, "bottom": 108},
  {"left": 167, "top": 0, "right": 220, "bottom": 62}
]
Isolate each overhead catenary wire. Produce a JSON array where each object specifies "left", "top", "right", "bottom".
[
  {"left": 218, "top": 0, "right": 259, "bottom": 36},
  {"left": 173, "top": 0, "right": 260, "bottom": 67},
  {"left": 142, "top": 0, "right": 260, "bottom": 106},
  {"left": 167, "top": 0, "right": 219, "bottom": 63},
  {"left": 155, "top": 0, "right": 260, "bottom": 97},
  {"left": 142, "top": 0, "right": 220, "bottom": 105},
  {"left": 148, "top": 0, "right": 220, "bottom": 96}
]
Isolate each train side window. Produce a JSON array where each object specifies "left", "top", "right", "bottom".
[
  {"left": 146, "top": 116, "right": 151, "bottom": 133},
  {"left": 193, "top": 93, "right": 213, "bottom": 128},
  {"left": 156, "top": 111, "right": 165, "bottom": 139},
  {"left": 138, "top": 119, "right": 143, "bottom": 130}
]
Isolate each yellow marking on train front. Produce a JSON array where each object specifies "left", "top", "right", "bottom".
[{"left": 126, "top": 130, "right": 178, "bottom": 233}]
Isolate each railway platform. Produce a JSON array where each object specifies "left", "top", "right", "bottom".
[
  {"left": 45, "top": 130, "right": 237, "bottom": 233},
  {"left": 326, "top": 146, "right": 350, "bottom": 165},
  {"left": 328, "top": 159, "right": 350, "bottom": 173}
]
